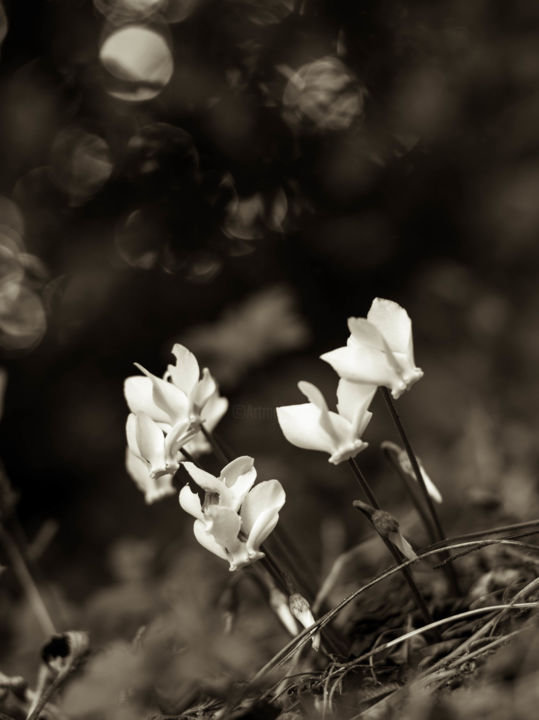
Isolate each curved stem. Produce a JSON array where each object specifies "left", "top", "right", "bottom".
[
  {"left": 381, "top": 388, "right": 462, "bottom": 597},
  {"left": 347, "top": 460, "right": 437, "bottom": 634}
]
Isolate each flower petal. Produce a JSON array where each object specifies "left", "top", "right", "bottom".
[
  {"left": 179, "top": 484, "right": 203, "bottom": 519},
  {"left": 321, "top": 343, "right": 399, "bottom": 388},
  {"left": 133, "top": 363, "right": 189, "bottom": 422},
  {"left": 126, "top": 449, "right": 175, "bottom": 503},
  {"left": 166, "top": 344, "right": 200, "bottom": 397},
  {"left": 241, "top": 479, "right": 286, "bottom": 538},
  {"left": 200, "top": 394, "right": 228, "bottom": 429},
  {"left": 135, "top": 413, "right": 166, "bottom": 468},
  {"left": 125, "top": 413, "right": 141, "bottom": 456},
  {"left": 336, "top": 379, "right": 376, "bottom": 427},
  {"left": 191, "top": 368, "right": 217, "bottom": 412},
  {"left": 367, "top": 298, "right": 413, "bottom": 357},
  {"left": 297, "top": 381, "right": 341, "bottom": 447},
  {"left": 126, "top": 448, "right": 148, "bottom": 491},
  {"left": 276, "top": 404, "right": 335, "bottom": 455},
  {"left": 182, "top": 462, "right": 223, "bottom": 494},
  {"left": 124, "top": 376, "right": 171, "bottom": 424},
  {"left": 347, "top": 317, "right": 386, "bottom": 351},
  {"left": 193, "top": 518, "right": 228, "bottom": 561},
  {"left": 205, "top": 505, "right": 242, "bottom": 551},
  {"left": 220, "top": 456, "right": 257, "bottom": 511}
]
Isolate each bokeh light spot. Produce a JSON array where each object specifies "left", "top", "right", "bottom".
[{"left": 99, "top": 25, "right": 174, "bottom": 102}]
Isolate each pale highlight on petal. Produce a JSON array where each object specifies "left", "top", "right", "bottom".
[
  {"left": 276, "top": 404, "right": 335, "bottom": 455},
  {"left": 179, "top": 484, "right": 203, "bottom": 520},
  {"left": 193, "top": 519, "right": 229, "bottom": 562},
  {"left": 124, "top": 376, "right": 171, "bottom": 424},
  {"left": 166, "top": 344, "right": 200, "bottom": 397},
  {"left": 182, "top": 462, "right": 223, "bottom": 494},
  {"left": 367, "top": 298, "right": 413, "bottom": 357}
]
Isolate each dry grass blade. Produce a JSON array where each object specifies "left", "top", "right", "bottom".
[{"left": 242, "top": 538, "right": 539, "bottom": 698}]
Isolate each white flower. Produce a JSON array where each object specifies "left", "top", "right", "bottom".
[
  {"left": 124, "top": 343, "right": 228, "bottom": 458},
  {"left": 125, "top": 412, "right": 180, "bottom": 503},
  {"left": 179, "top": 457, "right": 286, "bottom": 571},
  {"left": 276, "top": 380, "right": 375, "bottom": 464},
  {"left": 182, "top": 456, "right": 257, "bottom": 511},
  {"left": 321, "top": 298, "right": 423, "bottom": 399}
]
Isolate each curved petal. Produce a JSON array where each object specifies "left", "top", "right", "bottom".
[
  {"left": 126, "top": 448, "right": 149, "bottom": 492},
  {"left": 347, "top": 317, "right": 386, "bottom": 351},
  {"left": 245, "top": 508, "right": 280, "bottom": 551},
  {"left": 241, "top": 480, "right": 286, "bottom": 537},
  {"left": 193, "top": 519, "right": 228, "bottom": 561},
  {"left": 367, "top": 298, "right": 413, "bottom": 357},
  {"left": 191, "top": 368, "right": 217, "bottom": 412},
  {"left": 182, "top": 462, "right": 223, "bottom": 494},
  {"left": 126, "top": 449, "right": 175, "bottom": 503},
  {"left": 220, "top": 456, "right": 257, "bottom": 511},
  {"left": 297, "top": 381, "right": 341, "bottom": 447},
  {"left": 336, "top": 379, "right": 376, "bottom": 425},
  {"left": 144, "top": 472, "right": 176, "bottom": 504},
  {"left": 200, "top": 394, "right": 228, "bottom": 430},
  {"left": 298, "top": 381, "right": 329, "bottom": 412},
  {"left": 321, "top": 345, "right": 402, "bottom": 390},
  {"left": 166, "top": 344, "right": 200, "bottom": 397},
  {"left": 125, "top": 413, "right": 141, "bottom": 456},
  {"left": 276, "top": 404, "right": 335, "bottom": 455},
  {"left": 205, "top": 505, "right": 242, "bottom": 551},
  {"left": 133, "top": 363, "right": 189, "bottom": 423},
  {"left": 179, "top": 484, "right": 203, "bottom": 519},
  {"left": 124, "top": 376, "right": 171, "bottom": 424},
  {"left": 336, "top": 379, "right": 376, "bottom": 436},
  {"left": 135, "top": 413, "right": 166, "bottom": 468}
]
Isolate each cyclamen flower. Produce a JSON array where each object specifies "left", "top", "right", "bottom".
[
  {"left": 125, "top": 413, "right": 184, "bottom": 504},
  {"left": 276, "top": 380, "right": 375, "bottom": 464},
  {"left": 179, "top": 456, "right": 286, "bottom": 571},
  {"left": 124, "top": 344, "right": 228, "bottom": 459},
  {"left": 321, "top": 298, "right": 423, "bottom": 400}
]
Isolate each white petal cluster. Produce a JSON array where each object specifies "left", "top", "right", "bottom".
[
  {"left": 277, "top": 380, "right": 375, "bottom": 465},
  {"left": 124, "top": 344, "right": 228, "bottom": 502},
  {"left": 321, "top": 298, "right": 423, "bottom": 399},
  {"left": 179, "top": 456, "right": 286, "bottom": 571}
]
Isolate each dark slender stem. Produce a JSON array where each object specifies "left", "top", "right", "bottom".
[
  {"left": 200, "top": 424, "right": 229, "bottom": 464},
  {"left": 381, "top": 388, "right": 462, "bottom": 597},
  {"left": 382, "top": 442, "right": 437, "bottom": 543},
  {"left": 270, "top": 528, "right": 318, "bottom": 604},
  {"left": 347, "top": 461, "right": 437, "bottom": 633},
  {"left": 179, "top": 446, "right": 197, "bottom": 464},
  {"left": 348, "top": 458, "right": 380, "bottom": 507}
]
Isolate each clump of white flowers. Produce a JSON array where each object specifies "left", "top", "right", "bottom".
[
  {"left": 124, "top": 344, "right": 228, "bottom": 503},
  {"left": 179, "top": 457, "right": 286, "bottom": 571}
]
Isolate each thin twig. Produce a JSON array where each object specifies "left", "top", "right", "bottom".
[{"left": 0, "top": 525, "right": 55, "bottom": 638}]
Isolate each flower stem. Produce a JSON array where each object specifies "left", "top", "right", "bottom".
[
  {"left": 381, "top": 388, "right": 462, "bottom": 597},
  {"left": 199, "top": 424, "right": 229, "bottom": 465},
  {"left": 179, "top": 446, "right": 197, "bottom": 464},
  {"left": 381, "top": 441, "right": 438, "bottom": 544},
  {"left": 0, "top": 524, "right": 56, "bottom": 637},
  {"left": 347, "top": 459, "right": 438, "bottom": 634}
]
